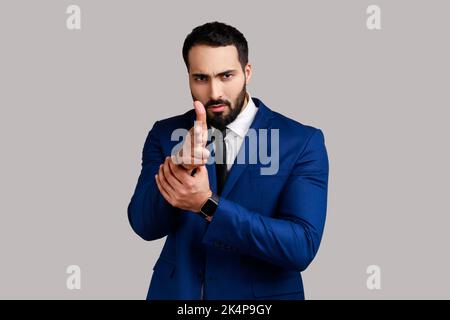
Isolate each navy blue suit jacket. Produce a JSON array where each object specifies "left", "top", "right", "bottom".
[{"left": 128, "top": 98, "right": 329, "bottom": 300}]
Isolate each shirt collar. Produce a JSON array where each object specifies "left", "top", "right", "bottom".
[{"left": 214, "top": 92, "right": 258, "bottom": 138}]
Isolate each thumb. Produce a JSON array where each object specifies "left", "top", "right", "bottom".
[
  {"left": 194, "top": 100, "right": 207, "bottom": 126},
  {"left": 196, "top": 164, "right": 207, "bottom": 174}
]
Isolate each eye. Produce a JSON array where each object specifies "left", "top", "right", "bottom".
[
  {"left": 222, "top": 73, "right": 233, "bottom": 80},
  {"left": 194, "top": 75, "right": 207, "bottom": 82}
]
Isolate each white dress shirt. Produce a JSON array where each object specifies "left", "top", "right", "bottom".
[{"left": 212, "top": 93, "right": 259, "bottom": 171}]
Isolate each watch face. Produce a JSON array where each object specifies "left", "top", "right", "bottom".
[{"left": 201, "top": 198, "right": 218, "bottom": 217}]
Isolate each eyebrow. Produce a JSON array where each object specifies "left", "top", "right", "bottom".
[{"left": 191, "top": 69, "right": 237, "bottom": 78}]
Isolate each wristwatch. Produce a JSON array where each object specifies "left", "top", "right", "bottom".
[{"left": 199, "top": 192, "right": 220, "bottom": 219}]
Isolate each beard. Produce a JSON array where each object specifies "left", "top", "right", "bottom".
[{"left": 193, "top": 83, "right": 247, "bottom": 132}]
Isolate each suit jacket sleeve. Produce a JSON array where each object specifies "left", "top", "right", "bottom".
[
  {"left": 127, "top": 121, "right": 179, "bottom": 240},
  {"left": 202, "top": 129, "right": 329, "bottom": 272}
]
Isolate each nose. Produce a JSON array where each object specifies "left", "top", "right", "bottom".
[{"left": 209, "top": 79, "right": 224, "bottom": 102}]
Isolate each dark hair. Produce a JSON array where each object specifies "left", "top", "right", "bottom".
[{"left": 182, "top": 21, "right": 248, "bottom": 71}]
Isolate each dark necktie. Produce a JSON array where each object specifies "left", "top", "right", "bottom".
[{"left": 215, "top": 129, "right": 228, "bottom": 196}]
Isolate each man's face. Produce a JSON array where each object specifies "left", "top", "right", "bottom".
[{"left": 187, "top": 45, "right": 252, "bottom": 131}]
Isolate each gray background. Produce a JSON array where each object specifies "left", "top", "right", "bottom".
[{"left": 0, "top": 0, "right": 449, "bottom": 299}]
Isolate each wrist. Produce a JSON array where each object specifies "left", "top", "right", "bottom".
[
  {"left": 198, "top": 190, "right": 213, "bottom": 212},
  {"left": 198, "top": 191, "right": 220, "bottom": 220}
]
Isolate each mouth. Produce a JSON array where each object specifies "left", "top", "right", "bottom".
[{"left": 209, "top": 104, "right": 227, "bottom": 113}]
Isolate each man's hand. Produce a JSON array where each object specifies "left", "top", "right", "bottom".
[
  {"left": 155, "top": 156, "right": 212, "bottom": 213},
  {"left": 173, "top": 101, "right": 210, "bottom": 171}
]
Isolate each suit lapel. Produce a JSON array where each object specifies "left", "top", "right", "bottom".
[
  {"left": 206, "top": 160, "right": 217, "bottom": 194},
  {"left": 220, "top": 98, "right": 273, "bottom": 198}
]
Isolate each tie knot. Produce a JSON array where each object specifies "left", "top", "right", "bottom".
[
  {"left": 211, "top": 128, "right": 227, "bottom": 142},
  {"left": 221, "top": 128, "right": 227, "bottom": 139}
]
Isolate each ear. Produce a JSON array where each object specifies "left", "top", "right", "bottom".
[{"left": 244, "top": 63, "right": 252, "bottom": 85}]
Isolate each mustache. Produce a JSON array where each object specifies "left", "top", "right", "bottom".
[{"left": 205, "top": 100, "right": 231, "bottom": 108}]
